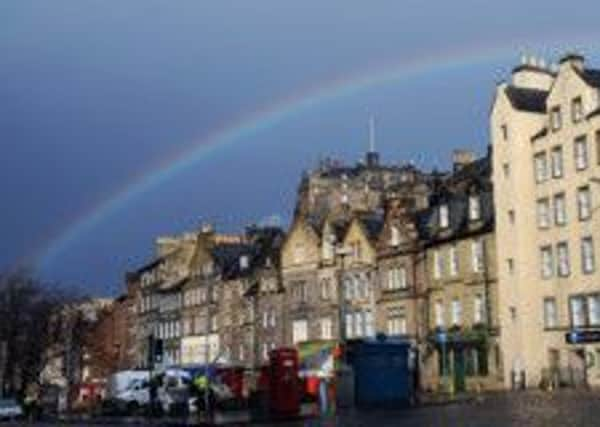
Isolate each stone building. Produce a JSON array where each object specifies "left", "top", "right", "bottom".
[
  {"left": 419, "top": 152, "right": 501, "bottom": 392},
  {"left": 374, "top": 179, "right": 431, "bottom": 388},
  {"left": 280, "top": 215, "right": 324, "bottom": 345},
  {"left": 492, "top": 53, "right": 600, "bottom": 388},
  {"left": 244, "top": 226, "right": 286, "bottom": 366}
]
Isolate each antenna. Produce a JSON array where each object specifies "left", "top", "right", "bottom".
[{"left": 368, "top": 115, "right": 376, "bottom": 153}]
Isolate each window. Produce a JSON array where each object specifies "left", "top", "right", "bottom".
[
  {"left": 345, "top": 313, "right": 354, "bottom": 338},
  {"left": 469, "top": 195, "right": 481, "bottom": 221},
  {"left": 574, "top": 135, "right": 589, "bottom": 171},
  {"left": 344, "top": 277, "right": 354, "bottom": 301},
  {"left": 388, "top": 267, "right": 407, "bottom": 290},
  {"left": 354, "top": 311, "right": 364, "bottom": 337},
  {"left": 387, "top": 307, "right": 407, "bottom": 335},
  {"left": 239, "top": 344, "right": 245, "bottom": 361},
  {"left": 572, "top": 97, "right": 584, "bottom": 123},
  {"left": 451, "top": 299, "right": 462, "bottom": 326},
  {"left": 537, "top": 198, "right": 550, "bottom": 228},
  {"left": 544, "top": 298, "right": 558, "bottom": 329},
  {"left": 390, "top": 226, "right": 400, "bottom": 246},
  {"left": 270, "top": 309, "right": 276, "bottom": 327},
  {"left": 439, "top": 204, "right": 450, "bottom": 228},
  {"left": 322, "top": 235, "right": 334, "bottom": 260},
  {"left": 557, "top": 241, "right": 570, "bottom": 277},
  {"left": 365, "top": 310, "right": 374, "bottom": 337},
  {"left": 471, "top": 239, "right": 484, "bottom": 273},
  {"left": 263, "top": 311, "right": 269, "bottom": 328},
  {"left": 582, "top": 236, "right": 595, "bottom": 274},
  {"left": 588, "top": 295, "right": 600, "bottom": 326},
  {"left": 551, "top": 146, "right": 564, "bottom": 178},
  {"left": 501, "top": 124, "right": 509, "bottom": 141},
  {"left": 570, "top": 296, "right": 586, "bottom": 328},
  {"left": 503, "top": 163, "right": 510, "bottom": 178},
  {"left": 474, "top": 294, "right": 484, "bottom": 324},
  {"left": 540, "top": 246, "right": 554, "bottom": 279},
  {"left": 434, "top": 300, "right": 444, "bottom": 327},
  {"left": 320, "top": 317, "right": 333, "bottom": 340},
  {"left": 550, "top": 106, "right": 562, "bottom": 131},
  {"left": 577, "top": 186, "right": 591, "bottom": 221},
  {"left": 554, "top": 193, "right": 567, "bottom": 225},
  {"left": 534, "top": 152, "right": 548, "bottom": 183},
  {"left": 292, "top": 319, "right": 308, "bottom": 344},
  {"left": 433, "top": 250, "right": 443, "bottom": 279},
  {"left": 449, "top": 245, "right": 459, "bottom": 276}
]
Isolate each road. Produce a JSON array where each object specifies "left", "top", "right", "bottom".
[{"left": 3, "top": 389, "right": 600, "bottom": 426}]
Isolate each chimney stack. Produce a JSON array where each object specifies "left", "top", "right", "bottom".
[{"left": 452, "top": 149, "right": 475, "bottom": 172}]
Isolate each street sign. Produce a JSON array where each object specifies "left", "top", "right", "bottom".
[{"left": 565, "top": 330, "right": 600, "bottom": 344}]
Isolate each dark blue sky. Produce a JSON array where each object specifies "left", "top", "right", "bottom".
[{"left": 1, "top": 1, "right": 600, "bottom": 294}]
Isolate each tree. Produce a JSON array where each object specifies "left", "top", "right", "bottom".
[{"left": 0, "top": 270, "right": 81, "bottom": 399}]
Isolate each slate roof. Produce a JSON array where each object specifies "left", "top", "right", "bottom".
[
  {"left": 577, "top": 68, "right": 600, "bottom": 88},
  {"left": 357, "top": 213, "right": 385, "bottom": 242},
  {"left": 418, "top": 153, "right": 494, "bottom": 245},
  {"left": 134, "top": 256, "right": 166, "bottom": 275},
  {"left": 211, "top": 242, "right": 255, "bottom": 280},
  {"left": 504, "top": 86, "right": 548, "bottom": 113}
]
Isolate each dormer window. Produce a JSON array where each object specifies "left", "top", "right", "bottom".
[
  {"left": 572, "top": 96, "right": 584, "bottom": 123},
  {"left": 550, "top": 106, "right": 562, "bottom": 131},
  {"left": 390, "top": 226, "right": 400, "bottom": 247},
  {"left": 239, "top": 255, "right": 249, "bottom": 270},
  {"left": 469, "top": 195, "right": 481, "bottom": 221},
  {"left": 322, "top": 234, "right": 335, "bottom": 261},
  {"left": 439, "top": 204, "right": 449, "bottom": 229}
]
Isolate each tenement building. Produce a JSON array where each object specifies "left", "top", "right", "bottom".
[
  {"left": 492, "top": 53, "right": 600, "bottom": 388},
  {"left": 419, "top": 152, "right": 501, "bottom": 392}
]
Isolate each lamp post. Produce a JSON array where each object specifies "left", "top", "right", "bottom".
[{"left": 335, "top": 244, "right": 353, "bottom": 354}]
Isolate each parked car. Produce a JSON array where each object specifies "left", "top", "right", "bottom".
[{"left": 0, "top": 399, "right": 23, "bottom": 421}]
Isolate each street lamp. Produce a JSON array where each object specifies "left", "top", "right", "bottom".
[{"left": 335, "top": 244, "right": 353, "bottom": 355}]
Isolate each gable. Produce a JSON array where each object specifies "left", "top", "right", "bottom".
[{"left": 280, "top": 218, "right": 320, "bottom": 269}]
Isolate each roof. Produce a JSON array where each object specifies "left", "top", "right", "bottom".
[
  {"left": 211, "top": 243, "right": 255, "bottom": 280},
  {"left": 357, "top": 214, "right": 385, "bottom": 242},
  {"left": 418, "top": 153, "right": 494, "bottom": 245},
  {"left": 504, "top": 86, "right": 548, "bottom": 113},
  {"left": 158, "top": 276, "right": 190, "bottom": 293},
  {"left": 577, "top": 68, "right": 600, "bottom": 88},
  {"left": 134, "top": 256, "right": 166, "bottom": 275}
]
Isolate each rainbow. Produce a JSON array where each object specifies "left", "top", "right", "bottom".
[{"left": 33, "top": 36, "right": 599, "bottom": 273}]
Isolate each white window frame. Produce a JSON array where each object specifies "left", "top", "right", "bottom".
[
  {"left": 439, "top": 204, "right": 450, "bottom": 229},
  {"left": 451, "top": 299, "right": 462, "bottom": 326},
  {"left": 471, "top": 239, "right": 484, "bottom": 273},
  {"left": 474, "top": 294, "right": 484, "bottom": 324},
  {"left": 582, "top": 236, "right": 595, "bottom": 274},
  {"left": 557, "top": 241, "right": 570, "bottom": 277},
  {"left": 534, "top": 152, "right": 548, "bottom": 183},
  {"left": 544, "top": 298, "right": 558, "bottom": 329},
  {"left": 588, "top": 295, "right": 600, "bottom": 326},
  {"left": 575, "top": 135, "right": 589, "bottom": 171},
  {"left": 469, "top": 195, "right": 481, "bottom": 221},
  {"left": 449, "top": 245, "right": 459, "bottom": 277},
  {"left": 554, "top": 193, "right": 567, "bottom": 226},
  {"left": 434, "top": 301, "right": 444, "bottom": 327},
  {"left": 551, "top": 146, "right": 564, "bottom": 178},
  {"left": 570, "top": 296, "right": 586, "bottom": 328},
  {"left": 541, "top": 246, "right": 554, "bottom": 279},
  {"left": 577, "top": 186, "right": 591, "bottom": 221},
  {"left": 292, "top": 319, "right": 308, "bottom": 344},
  {"left": 320, "top": 317, "right": 333, "bottom": 340},
  {"left": 433, "top": 250, "right": 443, "bottom": 279},
  {"left": 537, "top": 198, "right": 550, "bottom": 229}
]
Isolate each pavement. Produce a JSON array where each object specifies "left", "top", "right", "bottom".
[{"left": 4, "top": 389, "right": 600, "bottom": 426}]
